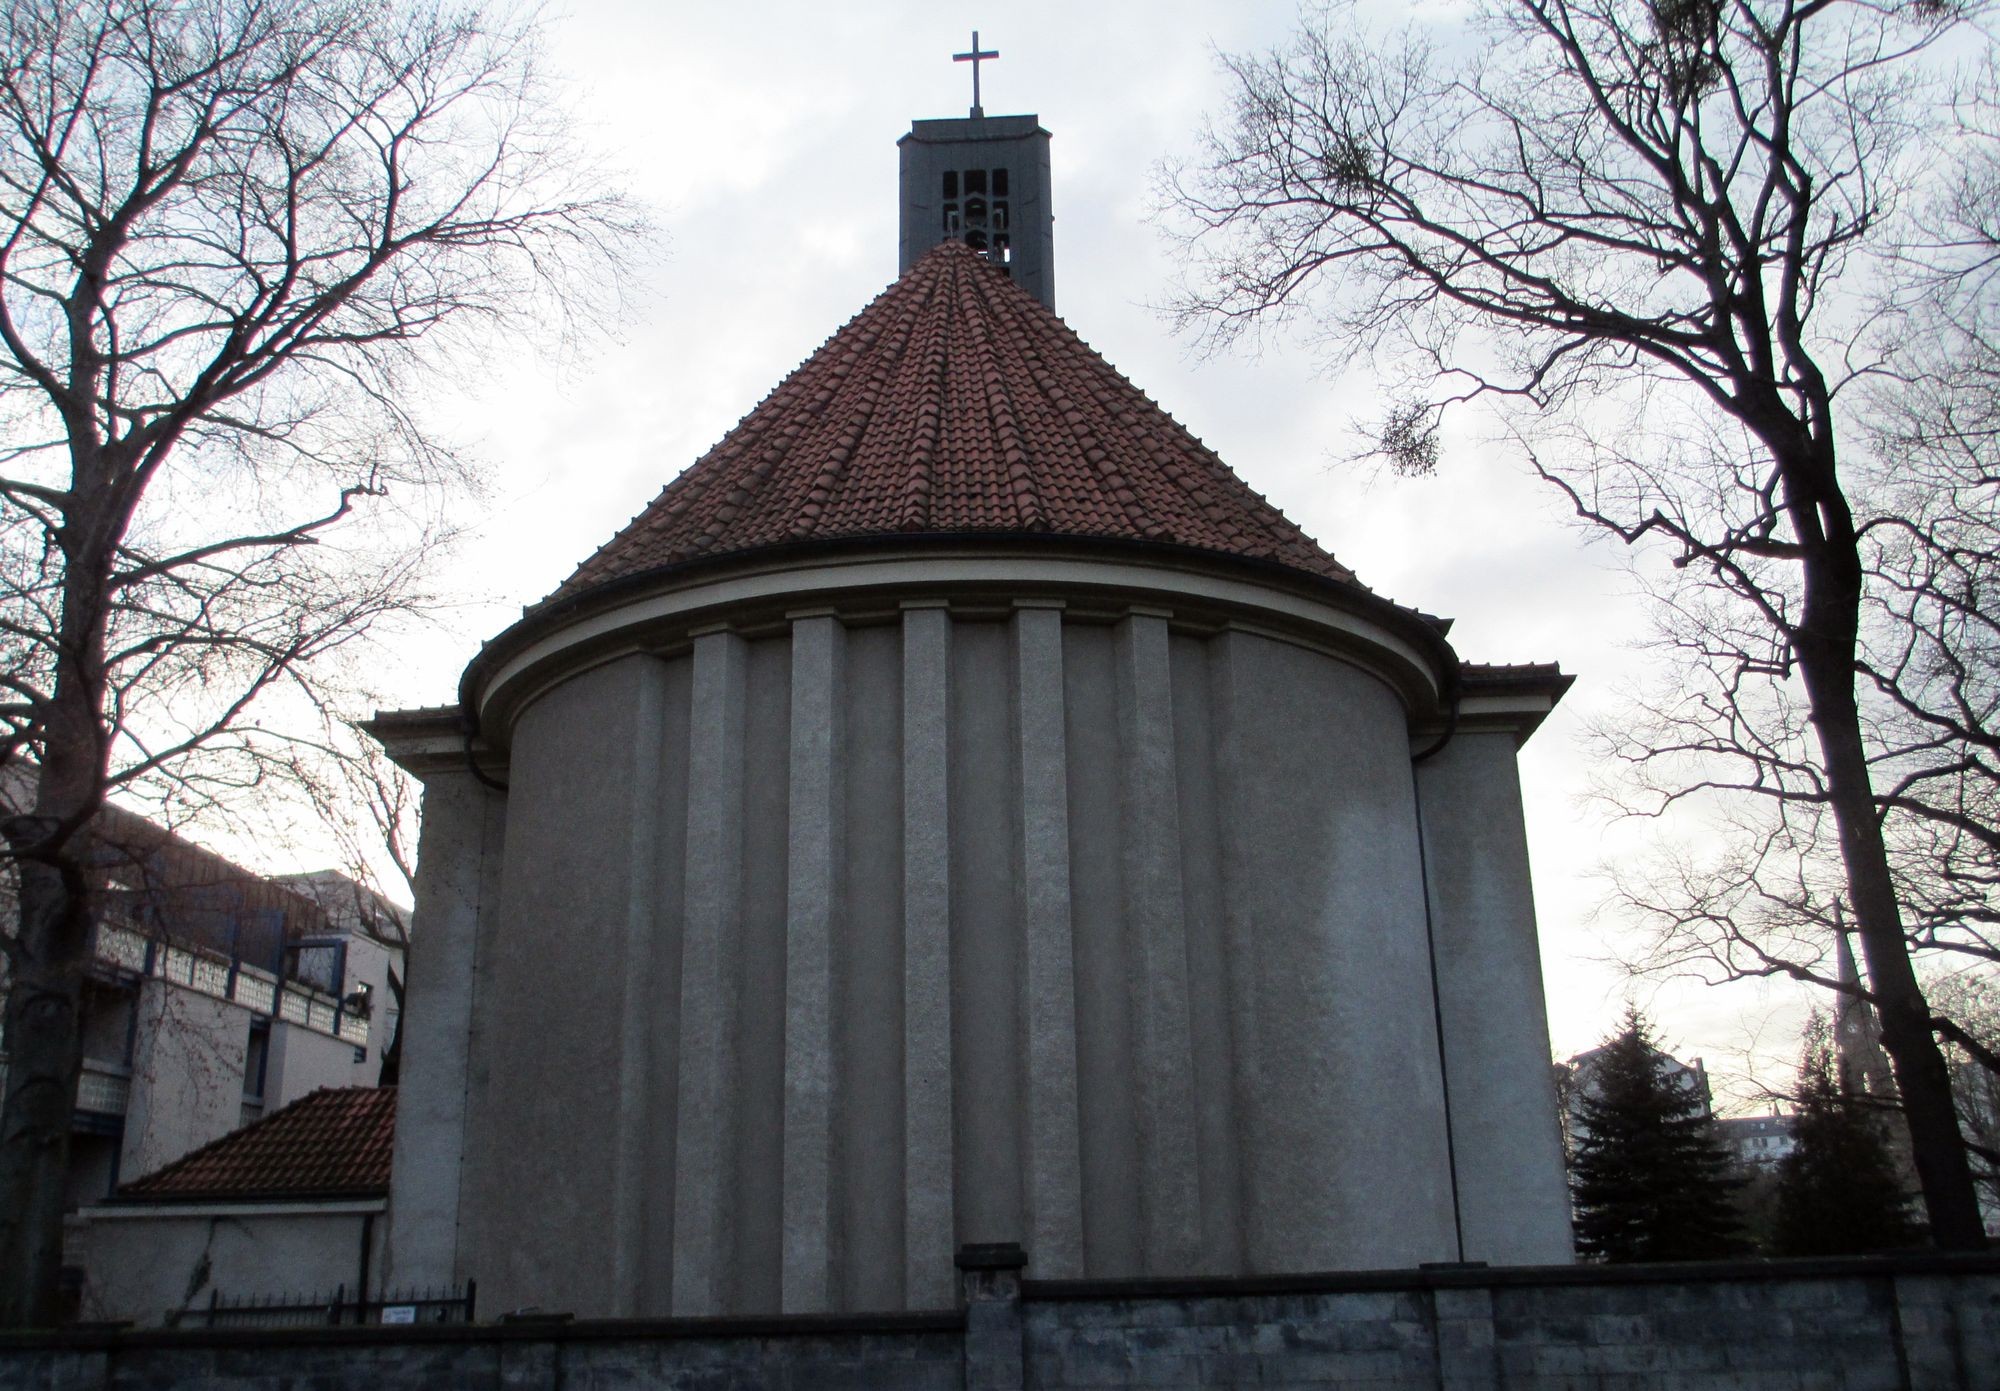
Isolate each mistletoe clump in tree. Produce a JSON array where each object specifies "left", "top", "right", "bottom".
[
  {"left": 1569, "top": 1010, "right": 1745, "bottom": 1262},
  {"left": 1773, "top": 1014, "right": 1921, "bottom": 1256}
]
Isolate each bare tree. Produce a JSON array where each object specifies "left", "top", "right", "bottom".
[
  {"left": 1160, "top": 0, "right": 1989, "bottom": 1245},
  {"left": 1600, "top": 38, "right": 2000, "bottom": 1147},
  {"left": 1922, "top": 971, "right": 2000, "bottom": 1213},
  {"left": 0, "top": 0, "right": 635, "bottom": 1323}
]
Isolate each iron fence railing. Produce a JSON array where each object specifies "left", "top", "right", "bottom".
[{"left": 173, "top": 1281, "right": 476, "bottom": 1329}]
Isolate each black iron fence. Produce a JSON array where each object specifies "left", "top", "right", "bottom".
[{"left": 174, "top": 1281, "right": 476, "bottom": 1329}]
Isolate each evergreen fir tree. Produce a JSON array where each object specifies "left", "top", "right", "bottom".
[
  {"left": 1773, "top": 1013, "right": 1921, "bottom": 1256},
  {"left": 1567, "top": 1008, "right": 1746, "bottom": 1262}
]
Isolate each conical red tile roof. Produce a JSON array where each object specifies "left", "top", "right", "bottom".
[{"left": 549, "top": 240, "right": 1357, "bottom": 602}]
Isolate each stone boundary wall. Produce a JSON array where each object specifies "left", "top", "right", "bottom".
[{"left": 3, "top": 1251, "right": 1996, "bottom": 1390}]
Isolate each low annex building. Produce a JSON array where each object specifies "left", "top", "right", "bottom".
[
  {"left": 369, "top": 101, "right": 1577, "bottom": 1319},
  {"left": 74, "top": 1086, "right": 394, "bottom": 1326}
]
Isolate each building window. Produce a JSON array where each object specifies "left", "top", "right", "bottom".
[{"left": 243, "top": 1020, "right": 269, "bottom": 1103}]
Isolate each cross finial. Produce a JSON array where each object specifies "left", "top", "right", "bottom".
[{"left": 953, "top": 31, "right": 999, "bottom": 119}]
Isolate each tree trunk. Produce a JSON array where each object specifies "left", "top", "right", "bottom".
[
  {"left": 0, "top": 518, "right": 116, "bottom": 1325},
  {"left": 1783, "top": 428, "right": 1989, "bottom": 1249},
  {"left": 0, "top": 855, "right": 88, "bottom": 1328},
  {"left": 1798, "top": 643, "right": 1989, "bottom": 1247}
]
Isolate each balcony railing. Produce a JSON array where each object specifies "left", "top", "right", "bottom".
[
  {"left": 0, "top": 1056, "right": 130, "bottom": 1118},
  {"left": 92, "top": 922, "right": 369, "bottom": 1048},
  {"left": 76, "top": 1059, "right": 131, "bottom": 1115}
]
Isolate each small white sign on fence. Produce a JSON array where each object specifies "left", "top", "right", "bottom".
[{"left": 380, "top": 1306, "right": 418, "bottom": 1325}]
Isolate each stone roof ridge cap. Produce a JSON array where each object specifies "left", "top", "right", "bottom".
[
  {"left": 896, "top": 271, "right": 956, "bottom": 531},
  {"left": 791, "top": 280, "right": 932, "bottom": 536},
  {"left": 967, "top": 273, "right": 1046, "bottom": 530}
]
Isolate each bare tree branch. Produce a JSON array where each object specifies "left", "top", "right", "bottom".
[{"left": 0, "top": 0, "right": 641, "bottom": 1323}]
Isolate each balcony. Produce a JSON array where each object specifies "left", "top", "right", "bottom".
[
  {"left": 0, "top": 1056, "right": 130, "bottom": 1120},
  {"left": 93, "top": 922, "right": 369, "bottom": 1047},
  {"left": 76, "top": 1059, "right": 130, "bottom": 1116}
]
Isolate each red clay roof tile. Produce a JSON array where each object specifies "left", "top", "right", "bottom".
[
  {"left": 549, "top": 241, "right": 1357, "bottom": 602},
  {"left": 118, "top": 1086, "right": 394, "bottom": 1202}
]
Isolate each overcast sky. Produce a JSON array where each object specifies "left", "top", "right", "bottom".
[{"left": 365, "top": 0, "right": 1817, "bottom": 1105}]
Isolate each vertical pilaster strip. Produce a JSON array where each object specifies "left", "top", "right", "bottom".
[
  {"left": 1210, "top": 630, "right": 1267, "bottom": 1267},
  {"left": 1116, "top": 611, "right": 1203, "bottom": 1273},
  {"left": 902, "top": 601, "right": 955, "bottom": 1308},
  {"left": 609, "top": 661, "right": 667, "bottom": 1314},
  {"left": 1012, "top": 602, "right": 1084, "bottom": 1277},
  {"left": 672, "top": 628, "right": 748, "bottom": 1315},
  {"left": 783, "top": 614, "right": 844, "bottom": 1312},
  {"left": 382, "top": 768, "right": 505, "bottom": 1293}
]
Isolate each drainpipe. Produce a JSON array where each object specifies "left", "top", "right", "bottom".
[
  {"left": 357, "top": 1210, "right": 376, "bottom": 1318},
  {"left": 1411, "top": 678, "right": 1465, "bottom": 1261}
]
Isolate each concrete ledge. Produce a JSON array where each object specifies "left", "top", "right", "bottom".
[
  {"left": 459, "top": 533, "right": 1465, "bottom": 745},
  {"left": 6, "top": 1253, "right": 1997, "bottom": 1390},
  {"left": 1021, "top": 1250, "right": 2000, "bottom": 1301},
  {"left": 0, "top": 1307, "right": 966, "bottom": 1353}
]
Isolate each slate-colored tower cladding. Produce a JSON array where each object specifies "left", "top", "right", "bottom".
[{"left": 899, "top": 114, "right": 1054, "bottom": 309}]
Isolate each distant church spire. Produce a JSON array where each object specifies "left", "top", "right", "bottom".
[
  {"left": 899, "top": 33, "right": 1056, "bottom": 309},
  {"left": 1835, "top": 922, "right": 1897, "bottom": 1098}
]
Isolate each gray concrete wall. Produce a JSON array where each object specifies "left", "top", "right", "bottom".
[
  {"left": 72, "top": 1202, "right": 382, "bottom": 1328},
  {"left": 122, "top": 983, "right": 249, "bottom": 1183},
  {"left": 8, "top": 1257, "right": 1998, "bottom": 1390},
  {"left": 458, "top": 654, "right": 687, "bottom": 1318},
  {"left": 1416, "top": 732, "right": 1576, "bottom": 1265},
  {"left": 1206, "top": 630, "right": 1457, "bottom": 1274},
  {"left": 448, "top": 599, "right": 1545, "bottom": 1318},
  {"left": 380, "top": 769, "right": 507, "bottom": 1293},
  {"left": 434, "top": 583, "right": 1560, "bottom": 1311},
  {"left": 263, "top": 1020, "right": 365, "bottom": 1110},
  {"left": 1018, "top": 1261, "right": 2000, "bottom": 1390}
]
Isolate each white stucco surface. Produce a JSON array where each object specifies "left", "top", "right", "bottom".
[
  {"left": 121, "top": 984, "right": 248, "bottom": 1184},
  {"left": 76, "top": 1201, "right": 383, "bottom": 1327}
]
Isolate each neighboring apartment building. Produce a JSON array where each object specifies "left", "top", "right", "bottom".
[
  {"left": 1561, "top": 1039, "right": 1717, "bottom": 1144},
  {"left": 1563, "top": 1040, "right": 1808, "bottom": 1172},
  {"left": 1716, "top": 1110, "right": 1799, "bottom": 1168},
  {"left": 0, "top": 798, "right": 402, "bottom": 1212}
]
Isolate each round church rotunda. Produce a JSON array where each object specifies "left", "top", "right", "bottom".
[{"left": 372, "top": 128, "right": 1575, "bottom": 1321}]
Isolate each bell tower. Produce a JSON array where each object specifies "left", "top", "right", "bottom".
[{"left": 898, "top": 33, "right": 1055, "bottom": 309}]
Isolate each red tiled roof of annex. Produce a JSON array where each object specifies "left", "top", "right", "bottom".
[
  {"left": 550, "top": 240, "right": 1358, "bottom": 603},
  {"left": 119, "top": 1086, "right": 394, "bottom": 1202}
]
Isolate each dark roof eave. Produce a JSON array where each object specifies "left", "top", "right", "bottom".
[
  {"left": 1457, "top": 662, "right": 1576, "bottom": 705},
  {"left": 107, "top": 1187, "right": 389, "bottom": 1207},
  {"left": 458, "top": 530, "right": 1464, "bottom": 725}
]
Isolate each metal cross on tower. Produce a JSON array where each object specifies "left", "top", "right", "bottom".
[{"left": 953, "top": 31, "right": 999, "bottom": 118}]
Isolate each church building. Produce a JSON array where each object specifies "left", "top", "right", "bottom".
[{"left": 368, "top": 86, "right": 1576, "bottom": 1320}]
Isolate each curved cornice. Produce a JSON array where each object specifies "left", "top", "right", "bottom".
[{"left": 462, "top": 534, "right": 1464, "bottom": 751}]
